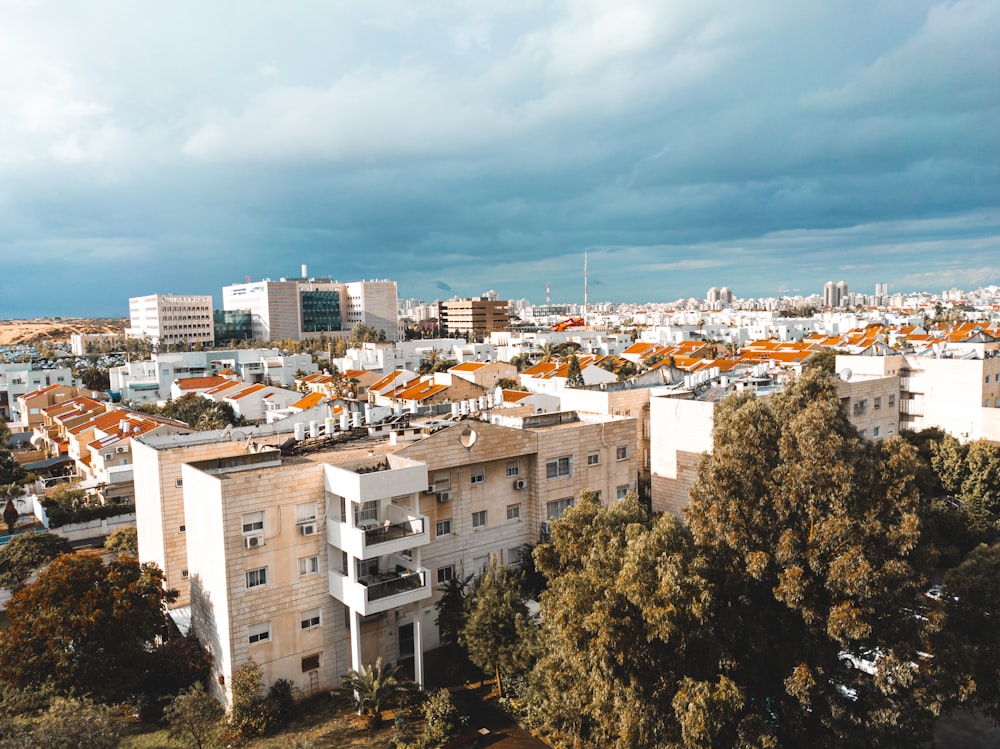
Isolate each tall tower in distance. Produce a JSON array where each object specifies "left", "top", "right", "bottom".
[{"left": 823, "top": 281, "right": 849, "bottom": 308}]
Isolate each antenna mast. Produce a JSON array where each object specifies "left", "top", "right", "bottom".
[{"left": 583, "top": 251, "right": 588, "bottom": 328}]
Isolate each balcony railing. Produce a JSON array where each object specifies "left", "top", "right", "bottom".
[
  {"left": 362, "top": 517, "right": 426, "bottom": 547},
  {"left": 360, "top": 569, "right": 426, "bottom": 602}
]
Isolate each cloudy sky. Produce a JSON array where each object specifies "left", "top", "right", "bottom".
[{"left": 1, "top": 0, "right": 998, "bottom": 318}]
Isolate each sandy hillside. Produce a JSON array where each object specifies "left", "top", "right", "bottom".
[{"left": 0, "top": 318, "right": 127, "bottom": 347}]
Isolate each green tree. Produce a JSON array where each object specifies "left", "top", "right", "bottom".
[
  {"left": 139, "top": 393, "right": 242, "bottom": 430},
  {"left": 0, "top": 553, "right": 176, "bottom": 702},
  {"left": 460, "top": 556, "right": 535, "bottom": 697},
  {"left": 227, "top": 659, "right": 279, "bottom": 741},
  {"left": 434, "top": 573, "right": 472, "bottom": 645},
  {"left": 164, "top": 682, "right": 224, "bottom": 749},
  {"left": 531, "top": 493, "right": 717, "bottom": 747},
  {"left": 565, "top": 355, "right": 584, "bottom": 388},
  {"left": 421, "top": 688, "right": 467, "bottom": 747},
  {"left": 961, "top": 440, "right": 1000, "bottom": 519},
  {"left": 29, "top": 695, "right": 123, "bottom": 749},
  {"left": 686, "top": 369, "right": 938, "bottom": 746},
  {"left": 803, "top": 348, "right": 846, "bottom": 376},
  {"left": 332, "top": 657, "right": 415, "bottom": 729},
  {"left": 104, "top": 525, "right": 138, "bottom": 556},
  {"left": 0, "top": 451, "right": 25, "bottom": 488},
  {"left": 0, "top": 532, "right": 72, "bottom": 591}
]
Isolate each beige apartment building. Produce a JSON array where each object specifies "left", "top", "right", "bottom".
[
  {"left": 127, "top": 294, "right": 215, "bottom": 347},
  {"left": 440, "top": 297, "right": 510, "bottom": 339},
  {"left": 133, "top": 410, "right": 637, "bottom": 708}
]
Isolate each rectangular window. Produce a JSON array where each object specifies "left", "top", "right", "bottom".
[
  {"left": 296, "top": 502, "right": 318, "bottom": 524},
  {"left": 593, "top": 490, "right": 602, "bottom": 502},
  {"left": 873, "top": 426, "right": 880, "bottom": 437},
  {"left": 178, "top": 525, "right": 186, "bottom": 533},
  {"left": 470, "top": 468, "right": 485, "bottom": 485},
  {"left": 302, "top": 654, "right": 320, "bottom": 672},
  {"left": 472, "top": 510, "right": 487, "bottom": 528},
  {"left": 587, "top": 451, "right": 600, "bottom": 466},
  {"left": 300, "top": 608, "right": 321, "bottom": 629},
  {"left": 355, "top": 500, "right": 378, "bottom": 526},
  {"left": 174, "top": 479, "right": 183, "bottom": 488},
  {"left": 437, "top": 565, "right": 454, "bottom": 584},
  {"left": 507, "top": 547, "right": 524, "bottom": 567},
  {"left": 180, "top": 569, "right": 189, "bottom": 579},
  {"left": 298, "top": 556, "right": 319, "bottom": 576},
  {"left": 888, "top": 423, "right": 896, "bottom": 435},
  {"left": 616, "top": 445, "right": 628, "bottom": 461},
  {"left": 473, "top": 555, "right": 490, "bottom": 571},
  {"left": 436, "top": 519, "right": 452, "bottom": 537},
  {"left": 242, "top": 511, "right": 264, "bottom": 534},
  {"left": 505, "top": 462, "right": 519, "bottom": 477},
  {"left": 616, "top": 485, "right": 629, "bottom": 500},
  {"left": 506, "top": 503, "right": 521, "bottom": 521},
  {"left": 248, "top": 622, "right": 271, "bottom": 644},
  {"left": 546, "top": 456, "right": 573, "bottom": 479},
  {"left": 874, "top": 397, "right": 881, "bottom": 410},
  {"left": 245, "top": 567, "right": 267, "bottom": 589},
  {"left": 432, "top": 473, "right": 452, "bottom": 492},
  {"left": 546, "top": 498, "right": 573, "bottom": 520},
  {"left": 888, "top": 394, "right": 896, "bottom": 407},
  {"left": 853, "top": 400, "right": 867, "bottom": 416}
]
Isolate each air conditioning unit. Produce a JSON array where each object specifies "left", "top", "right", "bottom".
[
  {"left": 513, "top": 479, "right": 527, "bottom": 490},
  {"left": 437, "top": 491, "right": 452, "bottom": 503},
  {"left": 116, "top": 446, "right": 127, "bottom": 453},
  {"left": 299, "top": 523, "right": 316, "bottom": 536},
  {"left": 245, "top": 534, "right": 264, "bottom": 549}
]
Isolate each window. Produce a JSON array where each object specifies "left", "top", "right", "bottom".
[
  {"left": 472, "top": 510, "right": 487, "bottom": 528},
  {"left": 873, "top": 426, "right": 880, "bottom": 437},
  {"left": 302, "top": 654, "right": 320, "bottom": 672},
  {"left": 470, "top": 468, "right": 485, "bottom": 485},
  {"left": 296, "top": 502, "right": 318, "bottom": 524},
  {"left": 435, "top": 519, "right": 452, "bottom": 537},
  {"left": 300, "top": 608, "right": 321, "bottom": 629},
  {"left": 242, "top": 511, "right": 264, "bottom": 534},
  {"left": 174, "top": 479, "right": 183, "bottom": 488},
  {"left": 432, "top": 473, "right": 452, "bottom": 491},
  {"left": 860, "top": 429, "right": 867, "bottom": 438},
  {"left": 355, "top": 500, "right": 378, "bottom": 526},
  {"left": 298, "top": 556, "right": 319, "bottom": 576},
  {"left": 546, "top": 498, "right": 573, "bottom": 520},
  {"left": 587, "top": 451, "right": 600, "bottom": 466},
  {"left": 245, "top": 567, "right": 267, "bottom": 589},
  {"left": 546, "top": 456, "right": 573, "bottom": 479},
  {"left": 472, "top": 555, "right": 490, "bottom": 571},
  {"left": 180, "top": 569, "right": 189, "bottom": 579},
  {"left": 874, "top": 397, "right": 881, "bottom": 410},
  {"left": 988, "top": 375, "right": 993, "bottom": 384},
  {"left": 506, "top": 462, "right": 519, "bottom": 477},
  {"left": 888, "top": 423, "right": 896, "bottom": 435},
  {"left": 178, "top": 525, "right": 186, "bottom": 533},
  {"left": 853, "top": 400, "right": 867, "bottom": 416},
  {"left": 507, "top": 547, "right": 524, "bottom": 566},
  {"left": 248, "top": 622, "right": 271, "bottom": 644},
  {"left": 616, "top": 485, "right": 629, "bottom": 500},
  {"left": 616, "top": 445, "right": 628, "bottom": 461},
  {"left": 888, "top": 394, "right": 896, "bottom": 408},
  {"left": 592, "top": 490, "right": 602, "bottom": 502},
  {"left": 437, "top": 565, "right": 454, "bottom": 584},
  {"left": 506, "top": 503, "right": 521, "bottom": 521}
]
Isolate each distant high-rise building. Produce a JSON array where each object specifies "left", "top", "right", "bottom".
[
  {"left": 222, "top": 276, "right": 398, "bottom": 342},
  {"left": 875, "top": 282, "right": 888, "bottom": 298},
  {"left": 440, "top": 296, "right": 510, "bottom": 339},
  {"left": 706, "top": 287, "right": 733, "bottom": 305},
  {"left": 823, "top": 281, "right": 849, "bottom": 308},
  {"left": 127, "top": 294, "right": 214, "bottom": 347}
]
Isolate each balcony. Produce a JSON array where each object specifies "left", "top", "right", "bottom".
[
  {"left": 327, "top": 504, "right": 429, "bottom": 560},
  {"left": 328, "top": 554, "right": 431, "bottom": 616}
]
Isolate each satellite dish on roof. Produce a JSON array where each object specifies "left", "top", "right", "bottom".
[{"left": 839, "top": 368, "right": 853, "bottom": 382}]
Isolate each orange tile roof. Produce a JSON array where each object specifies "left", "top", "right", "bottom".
[
  {"left": 291, "top": 392, "right": 325, "bottom": 410},
  {"left": 450, "top": 362, "right": 486, "bottom": 372},
  {"left": 174, "top": 376, "right": 232, "bottom": 391},
  {"left": 393, "top": 378, "right": 448, "bottom": 402},
  {"left": 226, "top": 383, "right": 267, "bottom": 400}
]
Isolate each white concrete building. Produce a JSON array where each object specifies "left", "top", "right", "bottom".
[{"left": 127, "top": 294, "right": 214, "bottom": 347}]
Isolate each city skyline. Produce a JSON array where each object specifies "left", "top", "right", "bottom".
[{"left": 1, "top": 1, "right": 998, "bottom": 318}]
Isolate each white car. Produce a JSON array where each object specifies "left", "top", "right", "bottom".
[
  {"left": 925, "top": 584, "right": 958, "bottom": 603},
  {"left": 838, "top": 648, "right": 881, "bottom": 676}
]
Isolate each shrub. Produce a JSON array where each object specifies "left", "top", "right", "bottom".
[{"left": 422, "top": 688, "right": 467, "bottom": 747}]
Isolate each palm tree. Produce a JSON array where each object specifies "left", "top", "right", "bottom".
[{"left": 332, "top": 657, "right": 415, "bottom": 728}]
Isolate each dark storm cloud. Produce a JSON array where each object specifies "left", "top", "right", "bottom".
[{"left": 0, "top": 1, "right": 998, "bottom": 317}]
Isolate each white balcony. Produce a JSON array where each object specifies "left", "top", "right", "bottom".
[
  {"left": 328, "top": 553, "right": 431, "bottom": 616},
  {"left": 326, "top": 503, "right": 429, "bottom": 560}
]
